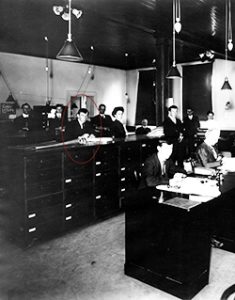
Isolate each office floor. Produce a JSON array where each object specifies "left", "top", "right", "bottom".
[{"left": 1, "top": 213, "right": 235, "bottom": 300}]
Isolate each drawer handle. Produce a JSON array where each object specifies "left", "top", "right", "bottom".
[
  {"left": 121, "top": 178, "right": 125, "bottom": 182},
  {"left": 96, "top": 173, "right": 101, "bottom": 177},
  {"left": 121, "top": 167, "right": 125, "bottom": 171},
  {"left": 66, "top": 216, "right": 72, "bottom": 221},
  {"left": 96, "top": 161, "right": 101, "bottom": 165},
  {"left": 96, "top": 195, "right": 101, "bottom": 199},
  {"left": 121, "top": 188, "right": 125, "bottom": 192},
  {"left": 65, "top": 203, "right": 72, "bottom": 208},
  {"left": 28, "top": 213, "right": 36, "bottom": 219},
  {"left": 142, "top": 143, "right": 147, "bottom": 147},
  {"left": 28, "top": 227, "right": 36, "bottom": 233},
  {"left": 65, "top": 178, "right": 72, "bottom": 183}
]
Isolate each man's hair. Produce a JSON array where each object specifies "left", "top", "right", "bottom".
[
  {"left": 21, "top": 103, "right": 31, "bottom": 109},
  {"left": 99, "top": 104, "right": 106, "bottom": 109},
  {"left": 55, "top": 104, "right": 64, "bottom": 109},
  {"left": 77, "top": 108, "right": 89, "bottom": 115},
  {"left": 157, "top": 139, "right": 172, "bottom": 147},
  {"left": 207, "top": 110, "right": 214, "bottom": 116},
  {"left": 168, "top": 105, "right": 178, "bottom": 111}
]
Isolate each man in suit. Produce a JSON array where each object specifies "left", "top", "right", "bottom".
[
  {"left": 139, "top": 140, "right": 186, "bottom": 189},
  {"left": 163, "top": 105, "right": 186, "bottom": 168},
  {"left": 14, "top": 103, "right": 34, "bottom": 132},
  {"left": 48, "top": 104, "right": 67, "bottom": 141},
  {"left": 136, "top": 119, "right": 151, "bottom": 135},
  {"left": 183, "top": 108, "right": 200, "bottom": 158},
  {"left": 91, "top": 104, "right": 113, "bottom": 137},
  {"left": 64, "top": 108, "right": 95, "bottom": 143}
]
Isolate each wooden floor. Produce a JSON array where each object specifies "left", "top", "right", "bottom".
[{"left": 1, "top": 213, "right": 235, "bottom": 300}]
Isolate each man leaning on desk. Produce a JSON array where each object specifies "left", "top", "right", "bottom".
[
  {"left": 64, "top": 108, "right": 95, "bottom": 143},
  {"left": 139, "top": 139, "right": 186, "bottom": 189}
]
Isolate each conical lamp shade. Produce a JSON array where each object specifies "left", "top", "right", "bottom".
[
  {"left": 56, "top": 39, "right": 83, "bottom": 62},
  {"left": 221, "top": 77, "right": 232, "bottom": 90},
  {"left": 166, "top": 65, "right": 181, "bottom": 79}
]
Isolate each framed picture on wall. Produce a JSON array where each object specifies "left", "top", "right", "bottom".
[{"left": 66, "top": 90, "right": 96, "bottom": 121}]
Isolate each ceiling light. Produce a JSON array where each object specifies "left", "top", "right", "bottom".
[
  {"left": 174, "top": 0, "right": 182, "bottom": 33},
  {"left": 53, "top": 6, "right": 63, "bottom": 15},
  {"left": 54, "top": 0, "right": 83, "bottom": 62},
  {"left": 221, "top": 77, "right": 232, "bottom": 90},
  {"left": 222, "top": 0, "right": 232, "bottom": 90},
  {"left": 166, "top": 0, "right": 181, "bottom": 79}
]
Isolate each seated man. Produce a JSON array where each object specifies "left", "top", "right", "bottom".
[
  {"left": 14, "top": 103, "right": 34, "bottom": 132},
  {"left": 91, "top": 104, "right": 113, "bottom": 137},
  {"left": 64, "top": 108, "right": 95, "bottom": 143},
  {"left": 48, "top": 104, "right": 67, "bottom": 140},
  {"left": 136, "top": 119, "right": 151, "bottom": 135},
  {"left": 139, "top": 140, "right": 186, "bottom": 189},
  {"left": 196, "top": 128, "right": 222, "bottom": 169}
]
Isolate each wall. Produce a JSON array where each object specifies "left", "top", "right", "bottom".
[
  {"left": 173, "top": 59, "right": 235, "bottom": 130},
  {"left": 0, "top": 52, "right": 127, "bottom": 121}
]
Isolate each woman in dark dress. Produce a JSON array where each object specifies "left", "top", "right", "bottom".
[{"left": 111, "top": 106, "right": 126, "bottom": 138}]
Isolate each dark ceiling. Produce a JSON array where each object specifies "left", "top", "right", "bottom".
[{"left": 0, "top": 0, "right": 234, "bottom": 69}]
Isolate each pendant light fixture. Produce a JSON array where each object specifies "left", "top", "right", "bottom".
[
  {"left": 174, "top": 0, "right": 182, "bottom": 33},
  {"left": 166, "top": 0, "right": 181, "bottom": 79},
  {"left": 56, "top": 0, "right": 83, "bottom": 62},
  {"left": 221, "top": 0, "right": 232, "bottom": 90}
]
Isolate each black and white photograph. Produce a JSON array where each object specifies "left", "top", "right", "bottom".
[{"left": 1, "top": 0, "right": 235, "bottom": 299}]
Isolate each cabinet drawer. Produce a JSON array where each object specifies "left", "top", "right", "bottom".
[
  {"left": 27, "top": 204, "right": 63, "bottom": 227},
  {"left": 26, "top": 179, "right": 62, "bottom": 199},
  {"left": 26, "top": 154, "right": 61, "bottom": 171},
  {"left": 26, "top": 167, "right": 62, "bottom": 185},
  {"left": 65, "top": 188, "right": 93, "bottom": 204},
  {"left": 64, "top": 163, "right": 93, "bottom": 178},
  {"left": 26, "top": 218, "right": 63, "bottom": 245},
  {"left": 64, "top": 175, "right": 93, "bottom": 189},
  {"left": 27, "top": 193, "right": 63, "bottom": 210}
]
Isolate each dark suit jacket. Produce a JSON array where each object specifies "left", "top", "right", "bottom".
[
  {"left": 139, "top": 153, "right": 186, "bottom": 188},
  {"left": 14, "top": 115, "right": 35, "bottom": 131},
  {"left": 64, "top": 120, "right": 94, "bottom": 141},
  {"left": 163, "top": 117, "right": 184, "bottom": 142},
  {"left": 91, "top": 114, "right": 113, "bottom": 137},
  {"left": 112, "top": 120, "right": 126, "bottom": 138},
  {"left": 136, "top": 126, "right": 151, "bottom": 135},
  {"left": 183, "top": 115, "right": 200, "bottom": 137}
]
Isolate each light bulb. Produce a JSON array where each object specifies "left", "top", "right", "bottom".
[
  {"left": 228, "top": 39, "right": 233, "bottom": 51},
  {"left": 174, "top": 18, "right": 182, "bottom": 33}
]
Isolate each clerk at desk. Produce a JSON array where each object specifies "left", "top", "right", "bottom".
[
  {"left": 195, "top": 128, "right": 222, "bottom": 169},
  {"left": 64, "top": 108, "right": 95, "bottom": 143},
  {"left": 14, "top": 103, "right": 34, "bottom": 132},
  {"left": 139, "top": 140, "right": 186, "bottom": 189}
]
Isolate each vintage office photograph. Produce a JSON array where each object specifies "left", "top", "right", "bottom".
[{"left": 1, "top": 0, "right": 235, "bottom": 299}]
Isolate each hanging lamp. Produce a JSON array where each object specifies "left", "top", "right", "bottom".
[
  {"left": 166, "top": 0, "right": 181, "bottom": 79},
  {"left": 221, "top": 0, "right": 232, "bottom": 90},
  {"left": 56, "top": 0, "right": 83, "bottom": 62}
]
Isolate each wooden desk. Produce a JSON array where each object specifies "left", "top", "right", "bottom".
[{"left": 124, "top": 173, "right": 235, "bottom": 299}]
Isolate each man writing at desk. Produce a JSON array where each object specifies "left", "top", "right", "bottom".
[
  {"left": 64, "top": 108, "right": 95, "bottom": 143},
  {"left": 139, "top": 140, "right": 186, "bottom": 189}
]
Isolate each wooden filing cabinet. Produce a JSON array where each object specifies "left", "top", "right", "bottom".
[
  {"left": 7, "top": 136, "right": 160, "bottom": 246},
  {"left": 63, "top": 148, "right": 94, "bottom": 230},
  {"left": 94, "top": 144, "right": 119, "bottom": 218},
  {"left": 9, "top": 151, "right": 64, "bottom": 246}
]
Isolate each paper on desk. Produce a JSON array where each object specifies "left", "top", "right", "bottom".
[
  {"left": 220, "top": 157, "right": 235, "bottom": 172},
  {"left": 156, "top": 177, "right": 221, "bottom": 199}
]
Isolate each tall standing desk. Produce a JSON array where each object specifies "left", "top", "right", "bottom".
[{"left": 124, "top": 173, "right": 235, "bottom": 300}]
